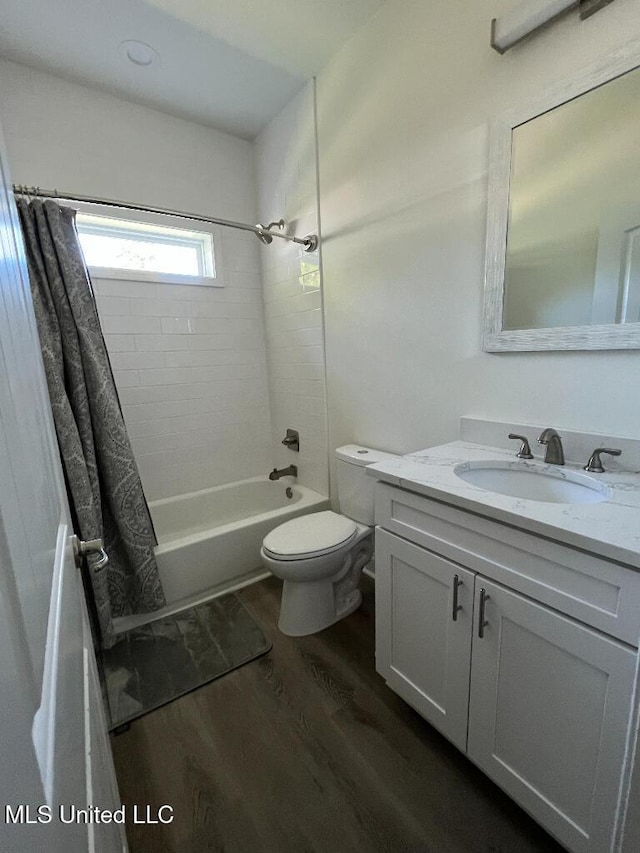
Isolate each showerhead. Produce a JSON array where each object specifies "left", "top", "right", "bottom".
[
  {"left": 254, "top": 219, "right": 318, "bottom": 252},
  {"left": 255, "top": 219, "right": 285, "bottom": 245},
  {"left": 256, "top": 227, "right": 273, "bottom": 245}
]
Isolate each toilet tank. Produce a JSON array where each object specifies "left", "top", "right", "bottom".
[{"left": 335, "top": 445, "right": 398, "bottom": 524}]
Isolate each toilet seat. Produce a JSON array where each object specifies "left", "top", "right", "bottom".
[{"left": 263, "top": 510, "right": 358, "bottom": 561}]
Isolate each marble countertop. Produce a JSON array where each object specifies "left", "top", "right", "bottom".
[{"left": 367, "top": 441, "right": 640, "bottom": 569}]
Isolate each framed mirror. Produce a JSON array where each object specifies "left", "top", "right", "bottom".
[{"left": 483, "top": 41, "right": 640, "bottom": 351}]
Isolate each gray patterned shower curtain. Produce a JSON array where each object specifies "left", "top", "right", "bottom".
[{"left": 17, "top": 198, "right": 165, "bottom": 648}]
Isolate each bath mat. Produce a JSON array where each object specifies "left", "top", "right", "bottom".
[{"left": 101, "top": 594, "right": 271, "bottom": 730}]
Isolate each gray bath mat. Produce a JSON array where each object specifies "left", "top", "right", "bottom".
[{"left": 102, "top": 594, "right": 272, "bottom": 730}]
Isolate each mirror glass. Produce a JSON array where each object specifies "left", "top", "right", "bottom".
[{"left": 502, "top": 65, "right": 640, "bottom": 332}]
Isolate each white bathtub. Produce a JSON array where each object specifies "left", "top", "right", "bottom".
[{"left": 135, "top": 476, "right": 328, "bottom": 619}]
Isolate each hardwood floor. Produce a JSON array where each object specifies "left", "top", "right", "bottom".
[{"left": 112, "top": 576, "right": 564, "bottom": 853}]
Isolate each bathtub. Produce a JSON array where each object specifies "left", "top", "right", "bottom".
[{"left": 135, "top": 476, "right": 328, "bottom": 621}]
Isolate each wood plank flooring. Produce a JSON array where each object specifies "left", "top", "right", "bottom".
[{"left": 112, "top": 576, "right": 564, "bottom": 853}]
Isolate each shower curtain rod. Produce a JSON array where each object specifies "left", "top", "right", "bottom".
[{"left": 12, "top": 185, "right": 319, "bottom": 253}]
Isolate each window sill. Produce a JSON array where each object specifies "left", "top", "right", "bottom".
[{"left": 87, "top": 267, "right": 224, "bottom": 288}]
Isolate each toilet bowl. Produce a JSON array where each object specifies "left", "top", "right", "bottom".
[
  {"left": 260, "top": 445, "right": 397, "bottom": 636},
  {"left": 261, "top": 510, "right": 373, "bottom": 635}
]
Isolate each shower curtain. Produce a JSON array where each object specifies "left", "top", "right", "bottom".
[{"left": 17, "top": 198, "right": 165, "bottom": 648}]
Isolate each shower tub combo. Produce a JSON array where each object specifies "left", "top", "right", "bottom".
[{"left": 124, "top": 476, "right": 328, "bottom": 625}]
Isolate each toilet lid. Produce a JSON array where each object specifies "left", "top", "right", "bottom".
[{"left": 263, "top": 511, "right": 358, "bottom": 559}]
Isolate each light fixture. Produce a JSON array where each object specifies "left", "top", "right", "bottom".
[
  {"left": 118, "top": 40, "right": 161, "bottom": 68},
  {"left": 491, "top": 0, "right": 616, "bottom": 54}
]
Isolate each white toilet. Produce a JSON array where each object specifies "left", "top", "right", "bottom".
[{"left": 260, "top": 445, "right": 397, "bottom": 636}]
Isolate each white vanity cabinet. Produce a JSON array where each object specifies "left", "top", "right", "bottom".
[
  {"left": 375, "top": 530, "right": 474, "bottom": 750},
  {"left": 468, "top": 579, "right": 636, "bottom": 853},
  {"left": 375, "top": 482, "right": 640, "bottom": 853}
]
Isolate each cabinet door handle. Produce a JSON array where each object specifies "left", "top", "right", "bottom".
[
  {"left": 452, "top": 574, "right": 463, "bottom": 621},
  {"left": 478, "top": 588, "right": 490, "bottom": 638}
]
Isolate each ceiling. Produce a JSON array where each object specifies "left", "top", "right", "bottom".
[{"left": 0, "top": 0, "right": 385, "bottom": 139}]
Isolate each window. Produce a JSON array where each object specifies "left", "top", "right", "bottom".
[{"left": 74, "top": 204, "right": 222, "bottom": 287}]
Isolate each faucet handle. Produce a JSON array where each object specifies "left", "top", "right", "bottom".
[
  {"left": 584, "top": 448, "right": 621, "bottom": 473},
  {"left": 281, "top": 428, "right": 300, "bottom": 452},
  {"left": 508, "top": 433, "right": 533, "bottom": 459}
]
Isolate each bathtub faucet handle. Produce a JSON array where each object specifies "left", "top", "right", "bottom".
[{"left": 281, "top": 428, "right": 300, "bottom": 452}]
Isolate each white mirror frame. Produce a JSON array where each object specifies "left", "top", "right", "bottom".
[{"left": 483, "top": 40, "right": 640, "bottom": 352}]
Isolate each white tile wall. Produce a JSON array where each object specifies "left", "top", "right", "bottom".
[
  {"left": 255, "top": 83, "right": 329, "bottom": 495},
  {"left": 0, "top": 60, "right": 277, "bottom": 501},
  {"left": 94, "top": 228, "right": 271, "bottom": 499},
  {"left": 0, "top": 60, "right": 331, "bottom": 502}
]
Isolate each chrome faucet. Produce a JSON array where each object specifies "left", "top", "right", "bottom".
[
  {"left": 269, "top": 465, "right": 298, "bottom": 481},
  {"left": 537, "top": 428, "right": 564, "bottom": 465}
]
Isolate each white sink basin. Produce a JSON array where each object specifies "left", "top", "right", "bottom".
[{"left": 454, "top": 461, "right": 611, "bottom": 504}]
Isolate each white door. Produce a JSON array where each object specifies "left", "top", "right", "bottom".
[
  {"left": 375, "top": 529, "right": 475, "bottom": 750},
  {"left": 468, "top": 578, "right": 636, "bottom": 853},
  {"left": 0, "top": 125, "right": 125, "bottom": 851}
]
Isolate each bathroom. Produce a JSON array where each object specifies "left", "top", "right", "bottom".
[{"left": 1, "top": 0, "right": 640, "bottom": 851}]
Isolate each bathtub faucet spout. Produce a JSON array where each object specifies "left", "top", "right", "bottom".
[{"left": 269, "top": 465, "right": 298, "bottom": 480}]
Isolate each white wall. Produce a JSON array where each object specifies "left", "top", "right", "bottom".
[
  {"left": 316, "top": 0, "right": 640, "bottom": 491},
  {"left": 0, "top": 59, "right": 272, "bottom": 499},
  {"left": 255, "top": 83, "right": 328, "bottom": 495}
]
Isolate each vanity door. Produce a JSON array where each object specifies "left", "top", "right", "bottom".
[
  {"left": 468, "top": 579, "right": 636, "bottom": 853},
  {"left": 375, "top": 529, "right": 475, "bottom": 751}
]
